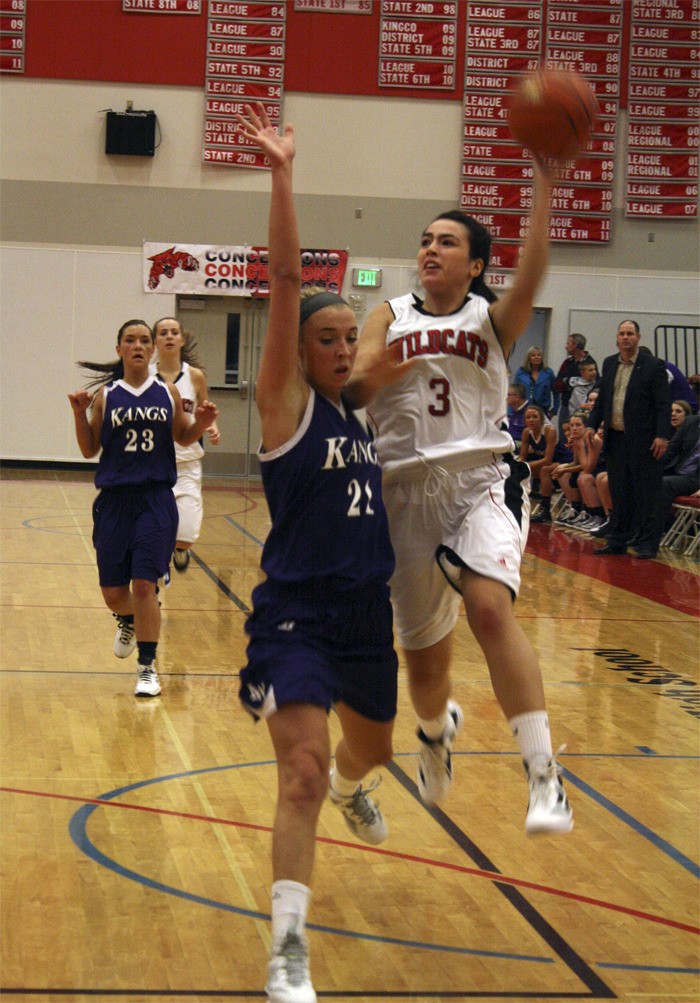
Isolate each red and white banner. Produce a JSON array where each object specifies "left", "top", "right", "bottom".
[
  {"left": 0, "top": 0, "right": 25, "bottom": 74},
  {"left": 461, "top": 0, "right": 623, "bottom": 269},
  {"left": 625, "top": 0, "right": 699, "bottom": 220},
  {"left": 203, "top": 0, "right": 286, "bottom": 168},
  {"left": 143, "top": 242, "right": 349, "bottom": 296}
]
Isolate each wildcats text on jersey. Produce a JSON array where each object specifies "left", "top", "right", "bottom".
[{"left": 394, "top": 327, "right": 489, "bottom": 368}]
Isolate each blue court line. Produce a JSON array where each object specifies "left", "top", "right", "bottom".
[
  {"left": 442, "top": 750, "right": 699, "bottom": 878},
  {"left": 558, "top": 766, "right": 699, "bottom": 879},
  {"left": 223, "top": 515, "right": 265, "bottom": 547},
  {"left": 67, "top": 764, "right": 552, "bottom": 965},
  {"left": 597, "top": 961, "right": 700, "bottom": 974},
  {"left": 190, "top": 551, "right": 250, "bottom": 611}
]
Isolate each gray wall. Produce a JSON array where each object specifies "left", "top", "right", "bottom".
[{"left": 1, "top": 81, "right": 698, "bottom": 465}]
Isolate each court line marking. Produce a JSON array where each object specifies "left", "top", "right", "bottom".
[
  {"left": 560, "top": 768, "right": 699, "bottom": 878},
  {"left": 156, "top": 702, "right": 270, "bottom": 953},
  {"left": 222, "top": 515, "right": 265, "bottom": 547},
  {"left": 63, "top": 783, "right": 556, "bottom": 966},
  {"left": 1, "top": 781, "right": 696, "bottom": 937},
  {"left": 190, "top": 550, "right": 250, "bottom": 611}
]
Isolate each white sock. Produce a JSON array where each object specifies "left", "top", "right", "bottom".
[
  {"left": 329, "top": 767, "right": 360, "bottom": 799},
  {"left": 271, "top": 880, "right": 311, "bottom": 950},
  {"left": 508, "top": 711, "right": 552, "bottom": 773},
  {"left": 418, "top": 706, "right": 452, "bottom": 741}
]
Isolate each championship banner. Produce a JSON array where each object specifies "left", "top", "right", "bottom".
[{"left": 143, "top": 242, "right": 349, "bottom": 296}]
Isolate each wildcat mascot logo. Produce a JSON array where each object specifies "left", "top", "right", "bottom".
[{"left": 147, "top": 247, "right": 200, "bottom": 290}]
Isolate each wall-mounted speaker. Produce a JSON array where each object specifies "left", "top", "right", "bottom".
[{"left": 105, "top": 110, "right": 156, "bottom": 157}]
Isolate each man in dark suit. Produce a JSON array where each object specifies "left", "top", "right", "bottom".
[{"left": 586, "top": 319, "right": 672, "bottom": 559}]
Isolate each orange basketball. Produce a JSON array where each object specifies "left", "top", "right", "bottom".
[{"left": 507, "top": 69, "right": 600, "bottom": 162}]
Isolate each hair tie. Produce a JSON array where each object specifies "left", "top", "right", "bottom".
[{"left": 299, "top": 291, "right": 348, "bottom": 325}]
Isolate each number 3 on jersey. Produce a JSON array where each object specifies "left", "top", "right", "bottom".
[{"left": 429, "top": 377, "right": 450, "bottom": 416}]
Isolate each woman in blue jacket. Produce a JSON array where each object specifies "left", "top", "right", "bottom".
[{"left": 515, "top": 346, "right": 558, "bottom": 416}]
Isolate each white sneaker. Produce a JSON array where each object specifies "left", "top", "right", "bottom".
[
  {"left": 584, "top": 515, "right": 603, "bottom": 532},
  {"left": 266, "top": 931, "right": 316, "bottom": 1003},
  {"left": 134, "top": 663, "right": 161, "bottom": 697},
  {"left": 329, "top": 775, "right": 388, "bottom": 845},
  {"left": 113, "top": 614, "right": 136, "bottom": 658},
  {"left": 570, "top": 511, "right": 592, "bottom": 529},
  {"left": 525, "top": 751, "right": 573, "bottom": 835},
  {"left": 555, "top": 506, "right": 575, "bottom": 524},
  {"left": 416, "top": 700, "right": 464, "bottom": 805}
]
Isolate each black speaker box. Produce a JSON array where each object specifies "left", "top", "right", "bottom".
[{"left": 105, "top": 111, "right": 156, "bottom": 157}]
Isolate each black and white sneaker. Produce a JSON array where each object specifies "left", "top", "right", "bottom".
[
  {"left": 134, "top": 663, "right": 161, "bottom": 697},
  {"left": 416, "top": 700, "right": 464, "bottom": 805},
  {"left": 173, "top": 548, "right": 190, "bottom": 572},
  {"left": 266, "top": 930, "right": 316, "bottom": 1003},
  {"left": 525, "top": 750, "right": 573, "bottom": 835},
  {"left": 329, "top": 775, "right": 388, "bottom": 845},
  {"left": 113, "top": 614, "right": 136, "bottom": 659}
]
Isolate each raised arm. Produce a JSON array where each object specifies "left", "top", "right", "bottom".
[
  {"left": 489, "top": 161, "right": 554, "bottom": 357},
  {"left": 68, "top": 388, "right": 103, "bottom": 458},
  {"left": 236, "top": 103, "right": 306, "bottom": 449}
]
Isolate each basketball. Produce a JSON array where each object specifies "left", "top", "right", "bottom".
[{"left": 507, "top": 69, "right": 600, "bottom": 162}]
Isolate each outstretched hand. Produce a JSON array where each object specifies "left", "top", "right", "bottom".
[
  {"left": 236, "top": 102, "right": 294, "bottom": 168},
  {"left": 357, "top": 341, "right": 418, "bottom": 396},
  {"left": 195, "top": 400, "right": 219, "bottom": 431}
]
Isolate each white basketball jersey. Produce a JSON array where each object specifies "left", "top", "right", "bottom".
[
  {"left": 367, "top": 293, "right": 514, "bottom": 482},
  {"left": 150, "top": 361, "right": 205, "bottom": 463}
]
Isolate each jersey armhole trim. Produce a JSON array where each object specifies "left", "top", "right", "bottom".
[{"left": 259, "top": 389, "right": 315, "bottom": 464}]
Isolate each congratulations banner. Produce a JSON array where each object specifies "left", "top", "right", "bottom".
[{"left": 143, "top": 242, "right": 349, "bottom": 296}]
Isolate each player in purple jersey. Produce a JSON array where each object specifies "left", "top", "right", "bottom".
[
  {"left": 68, "top": 319, "right": 218, "bottom": 698},
  {"left": 347, "top": 159, "right": 573, "bottom": 838},
  {"left": 235, "top": 104, "right": 402, "bottom": 1003}
]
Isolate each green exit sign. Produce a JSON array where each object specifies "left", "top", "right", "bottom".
[{"left": 352, "top": 267, "right": 382, "bottom": 288}]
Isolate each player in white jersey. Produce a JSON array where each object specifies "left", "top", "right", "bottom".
[
  {"left": 347, "top": 159, "right": 573, "bottom": 837},
  {"left": 152, "top": 319, "right": 220, "bottom": 572}
]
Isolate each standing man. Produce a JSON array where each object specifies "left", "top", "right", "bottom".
[
  {"left": 587, "top": 320, "right": 672, "bottom": 559},
  {"left": 554, "top": 333, "right": 596, "bottom": 440}
]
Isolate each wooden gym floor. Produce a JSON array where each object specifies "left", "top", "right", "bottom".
[{"left": 1, "top": 467, "right": 698, "bottom": 1003}]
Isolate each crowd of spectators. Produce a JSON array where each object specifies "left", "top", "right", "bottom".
[{"left": 509, "top": 326, "right": 699, "bottom": 555}]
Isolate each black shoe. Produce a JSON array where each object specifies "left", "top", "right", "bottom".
[
  {"left": 173, "top": 548, "right": 190, "bottom": 572},
  {"left": 593, "top": 544, "right": 627, "bottom": 555},
  {"left": 632, "top": 548, "right": 658, "bottom": 560},
  {"left": 530, "top": 511, "right": 551, "bottom": 524}
]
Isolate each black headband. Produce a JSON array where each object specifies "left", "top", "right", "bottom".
[{"left": 299, "top": 291, "right": 348, "bottom": 325}]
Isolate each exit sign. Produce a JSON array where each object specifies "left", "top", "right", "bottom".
[{"left": 352, "top": 267, "right": 382, "bottom": 288}]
